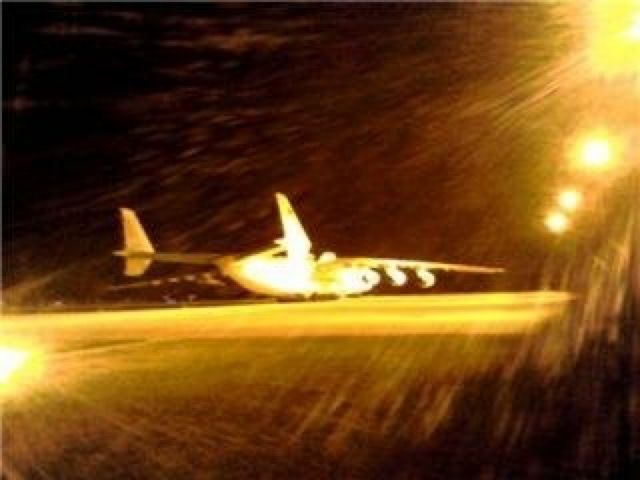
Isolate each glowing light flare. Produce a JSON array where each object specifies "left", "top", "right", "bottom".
[
  {"left": 587, "top": 0, "right": 640, "bottom": 77},
  {"left": 558, "top": 189, "right": 582, "bottom": 211},
  {"left": 545, "top": 211, "right": 570, "bottom": 234},
  {"left": 239, "top": 256, "right": 314, "bottom": 293},
  {"left": 571, "top": 132, "right": 619, "bottom": 171},
  {"left": 0, "top": 344, "right": 45, "bottom": 394},
  {"left": 627, "top": 13, "right": 640, "bottom": 40},
  {"left": 581, "top": 137, "right": 612, "bottom": 167},
  {"left": 0, "top": 347, "right": 29, "bottom": 383}
]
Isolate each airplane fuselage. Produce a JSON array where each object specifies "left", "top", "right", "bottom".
[
  {"left": 222, "top": 254, "right": 379, "bottom": 297},
  {"left": 115, "top": 193, "right": 502, "bottom": 298}
]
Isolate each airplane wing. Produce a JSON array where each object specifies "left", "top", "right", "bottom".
[
  {"left": 108, "top": 272, "right": 225, "bottom": 291},
  {"left": 138, "top": 252, "right": 226, "bottom": 265},
  {"left": 333, "top": 257, "right": 504, "bottom": 274}
]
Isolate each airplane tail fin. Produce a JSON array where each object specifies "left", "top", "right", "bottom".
[
  {"left": 116, "top": 208, "right": 155, "bottom": 276},
  {"left": 275, "top": 193, "right": 311, "bottom": 259}
]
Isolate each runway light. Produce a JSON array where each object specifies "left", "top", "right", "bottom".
[
  {"left": 545, "top": 211, "right": 569, "bottom": 234},
  {"left": 558, "top": 189, "right": 582, "bottom": 211},
  {"left": 587, "top": 0, "right": 640, "bottom": 77},
  {"left": 581, "top": 137, "right": 612, "bottom": 168},
  {"left": 0, "top": 344, "right": 44, "bottom": 394},
  {"left": 0, "top": 347, "right": 30, "bottom": 384}
]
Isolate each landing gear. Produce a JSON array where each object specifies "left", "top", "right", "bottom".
[
  {"left": 275, "top": 293, "right": 341, "bottom": 302},
  {"left": 310, "top": 293, "right": 341, "bottom": 301}
]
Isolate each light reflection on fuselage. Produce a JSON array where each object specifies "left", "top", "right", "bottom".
[{"left": 223, "top": 253, "right": 378, "bottom": 297}]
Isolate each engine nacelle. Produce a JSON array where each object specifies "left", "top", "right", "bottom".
[
  {"left": 318, "top": 251, "right": 337, "bottom": 264},
  {"left": 416, "top": 268, "right": 436, "bottom": 288},
  {"left": 337, "top": 267, "right": 380, "bottom": 294},
  {"left": 385, "top": 266, "right": 407, "bottom": 286},
  {"left": 362, "top": 268, "right": 381, "bottom": 286}
]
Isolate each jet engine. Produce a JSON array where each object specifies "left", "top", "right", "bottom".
[
  {"left": 336, "top": 267, "right": 380, "bottom": 294},
  {"left": 361, "top": 268, "right": 381, "bottom": 286},
  {"left": 318, "top": 251, "right": 337, "bottom": 263},
  {"left": 385, "top": 266, "right": 407, "bottom": 286},
  {"left": 416, "top": 268, "right": 436, "bottom": 288}
]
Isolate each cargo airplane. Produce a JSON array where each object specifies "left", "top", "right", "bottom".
[{"left": 114, "top": 193, "right": 503, "bottom": 298}]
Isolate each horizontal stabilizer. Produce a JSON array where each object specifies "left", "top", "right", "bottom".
[
  {"left": 115, "top": 208, "right": 227, "bottom": 277},
  {"left": 124, "top": 257, "right": 152, "bottom": 277}
]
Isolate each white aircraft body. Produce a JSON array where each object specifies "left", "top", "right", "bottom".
[{"left": 114, "top": 193, "right": 503, "bottom": 298}]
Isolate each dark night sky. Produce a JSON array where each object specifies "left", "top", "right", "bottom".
[{"left": 3, "top": 3, "right": 585, "bottom": 304}]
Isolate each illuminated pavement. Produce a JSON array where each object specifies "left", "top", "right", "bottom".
[
  {"left": 3, "top": 291, "right": 628, "bottom": 480},
  {"left": 1, "top": 292, "right": 571, "bottom": 350}
]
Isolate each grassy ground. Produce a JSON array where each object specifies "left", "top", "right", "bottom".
[{"left": 2, "top": 331, "right": 621, "bottom": 479}]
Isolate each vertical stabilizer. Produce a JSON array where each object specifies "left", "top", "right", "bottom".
[
  {"left": 275, "top": 193, "right": 312, "bottom": 259},
  {"left": 118, "top": 208, "right": 155, "bottom": 276}
]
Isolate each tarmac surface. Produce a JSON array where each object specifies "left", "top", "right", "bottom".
[
  {"left": 8, "top": 291, "right": 621, "bottom": 480},
  {"left": 2, "top": 292, "right": 570, "bottom": 350}
]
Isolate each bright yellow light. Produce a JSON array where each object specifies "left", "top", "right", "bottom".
[
  {"left": 545, "top": 212, "right": 569, "bottom": 234},
  {"left": 0, "top": 344, "right": 45, "bottom": 395},
  {"left": 580, "top": 136, "right": 612, "bottom": 168},
  {"left": 587, "top": 0, "right": 640, "bottom": 77},
  {"left": 0, "top": 347, "right": 30, "bottom": 384},
  {"left": 558, "top": 189, "right": 582, "bottom": 211},
  {"left": 238, "top": 256, "right": 314, "bottom": 294},
  {"left": 627, "top": 13, "right": 640, "bottom": 40}
]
